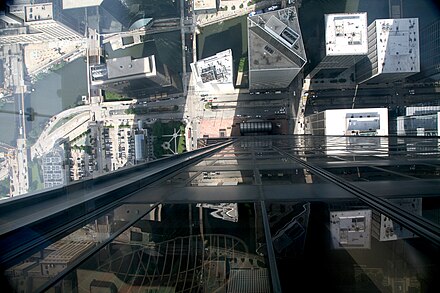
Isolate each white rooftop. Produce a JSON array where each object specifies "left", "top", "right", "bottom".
[
  {"left": 325, "top": 13, "right": 368, "bottom": 56},
  {"left": 321, "top": 108, "right": 389, "bottom": 136},
  {"left": 62, "top": 0, "right": 103, "bottom": 10},
  {"left": 106, "top": 56, "right": 155, "bottom": 79},
  {"left": 374, "top": 18, "right": 419, "bottom": 74},
  {"left": 24, "top": 3, "right": 53, "bottom": 22},
  {"left": 194, "top": 0, "right": 217, "bottom": 11},
  {"left": 192, "top": 49, "right": 233, "bottom": 84}
]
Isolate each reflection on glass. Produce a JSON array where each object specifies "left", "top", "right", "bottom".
[
  {"left": 212, "top": 159, "right": 241, "bottom": 166},
  {"left": 381, "top": 164, "right": 440, "bottom": 179},
  {"left": 191, "top": 170, "right": 254, "bottom": 186},
  {"left": 4, "top": 203, "right": 156, "bottom": 292},
  {"left": 373, "top": 198, "right": 422, "bottom": 241},
  {"left": 330, "top": 209, "right": 372, "bottom": 249},
  {"left": 196, "top": 203, "right": 238, "bottom": 222},
  {"left": 270, "top": 201, "right": 439, "bottom": 292},
  {"left": 269, "top": 202, "right": 310, "bottom": 256},
  {"left": 46, "top": 203, "right": 272, "bottom": 293},
  {"left": 325, "top": 166, "right": 414, "bottom": 181},
  {"left": 260, "top": 169, "right": 323, "bottom": 184}
]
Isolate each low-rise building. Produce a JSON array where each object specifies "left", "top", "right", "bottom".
[
  {"left": 42, "top": 146, "right": 66, "bottom": 189},
  {"left": 305, "top": 108, "right": 389, "bottom": 136},
  {"left": 190, "top": 49, "right": 234, "bottom": 92},
  {"left": 194, "top": 0, "right": 217, "bottom": 13}
]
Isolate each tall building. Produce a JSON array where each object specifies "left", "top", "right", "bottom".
[
  {"left": 248, "top": 7, "right": 306, "bottom": 90},
  {"left": 0, "top": 2, "right": 84, "bottom": 45},
  {"left": 0, "top": 136, "right": 439, "bottom": 293},
  {"left": 309, "top": 13, "right": 368, "bottom": 79},
  {"left": 356, "top": 18, "right": 420, "bottom": 84},
  {"left": 91, "top": 55, "right": 179, "bottom": 97},
  {"left": 408, "top": 19, "right": 440, "bottom": 82}
]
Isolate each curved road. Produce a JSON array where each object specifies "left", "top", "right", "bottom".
[{"left": 31, "top": 106, "right": 90, "bottom": 159}]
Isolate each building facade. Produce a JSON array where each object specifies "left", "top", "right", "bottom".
[
  {"left": 0, "top": 136, "right": 439, "bottom": 293},
  {"left": 408, "top": 19, "right": 440, "bottom": 82},
  {"left": 309, "top": 13, "right": 368, "bottom": 79},
  {"left": 0, "top": 3, "right": 84, "bottom": 46},
  {"left": 356, "top": 18, "right": 420, "bottom": 84}
]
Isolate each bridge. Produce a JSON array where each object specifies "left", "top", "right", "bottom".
[{"left": 101, "top": 18, "right": 184, "bottom": 50}]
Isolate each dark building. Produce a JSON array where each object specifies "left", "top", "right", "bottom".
[
  {"left": 408, "top": 18, "right": 440, "bottom": 82},
  {"left": 0, "top": 135, "right": 439, "bottom": 293}
]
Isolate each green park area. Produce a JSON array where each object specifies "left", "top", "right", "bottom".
[
  {"left": 151, "top": 121, "right": 186, "bottom": 158},
  {"left": 29, "top": 160, "right": 44, "bottom": 192},
  {"left": 238, "top": 56, "right": 248, "bottom": 73},
  {"left": 0, "top": 178, "right": 10, "bottom": 198},
  {"left": 104, "top": 91, "right": 130, "bottom": 101}
]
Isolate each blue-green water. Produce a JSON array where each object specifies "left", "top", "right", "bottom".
[
  {"left": 0, "top": 102, "right": 16, "bottom": 145},
  {"left": 197, "top": 15, "right": 248, "bottom": 65},
  {"left": 28, "top": 58, "right": 88, "bottom": 144},
  {"left": 30, "top": 58, "right": 88, "bottom": 118},
  {"left": 0, "top": 58, "right": 88, "bottom": 145}
]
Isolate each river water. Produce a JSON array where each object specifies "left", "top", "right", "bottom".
[
  {"left": 197, "top": 15, "right": 248, "bottom": 69},
  {"left": 0, "top": 58, "right": 88, "bottom": 145}
]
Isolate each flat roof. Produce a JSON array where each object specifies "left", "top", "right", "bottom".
[
  {"left": 24, "top": 3, "right": 53, "bottom": 22},
  {"left": 248, "top": 7, "right": 306, "bottom": 70},
  {"left": 308, "top": 108, "right": 389, "bottom": 136},
  {"left": 194, "top": 0, "right": 217, "bottom": 11},
  {"left": 107, "top": 56, "right": 154, "bottom": 79},
  {"left": 325, "top": 13, "right": 368, "bottom": 56},
  {"left": 192, "top": 49, "right": 233, "bottom": 84},
  {"left": 62, "top": 0, "right": 103, "bottom": 10},
  {"left": 265, "top": 16, "right": 287, "bottom": 35},
  {"left": 374, "top": 18, "right": 420, "bottom": 74}
]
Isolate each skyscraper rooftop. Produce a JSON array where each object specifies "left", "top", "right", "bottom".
[
  {"left": 374, "top": 18, "right": 420, "bottom": 74},
  {"left": 91, "top": 55, "right": 156, "bottom": 84},
  {"left": 356, "top": 17, "right": 420, "bottom": 83},
  {"left": 325, "top": 13, "right": 368, "bottom": 56},
  {"left": 248, "top": 7, "right": 306, "bottom": 90},
  {"left": 190, "top": 49, "right": 234, "bottom": 91}
]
